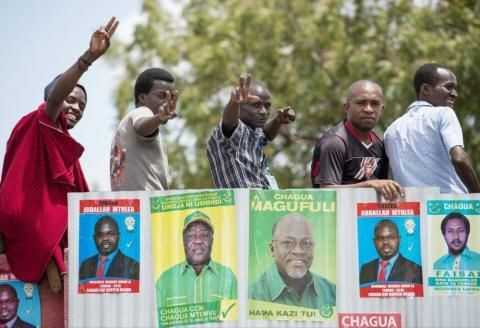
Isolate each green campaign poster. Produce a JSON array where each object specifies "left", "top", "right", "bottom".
[
  {"left": 427, "top": 200, "right": 480, "bottom": 294},
  {"left": 248, "top": 190, "right": 336, "bottom": 322}
]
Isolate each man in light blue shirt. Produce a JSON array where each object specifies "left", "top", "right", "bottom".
[
  {"left": 434, "top": 212, "right": 480, "bottom": 271},
  {"left": 384, "top": 63, "right": 480, "bottom": 193}
]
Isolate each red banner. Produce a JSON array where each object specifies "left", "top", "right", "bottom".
[
  {"left": 80, "top": 199, "right": 140, "bottom": 213},
  {"left": 78, "top": 279, "right": 139, "bottom": 293},
  {"left": 357, "top": 202, "right": 420, "bottom": 216},
  {"left": 339, "top": 313, "right": 401, "bottom": 328},
  {"left": 360, "top": 283, "right": 423, "bottom": 297}
]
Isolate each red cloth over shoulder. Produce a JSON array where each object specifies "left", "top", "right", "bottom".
[{"left": 0, "top": 102, "right": 88, "bottom": 282}]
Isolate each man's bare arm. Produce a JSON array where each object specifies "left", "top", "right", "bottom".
[
  {"left": 134, "top": 91, "right": 177, "bottom": 137},
  {"left": 45, "top": 17, "right": 119, "bottom": 123},
  {"left": 320, "top": 179, "right": 405, "bottom": 201},
  {"left": 264, "top": 107, "right": 295, "bottom": 141},
  {"left": 450, "top": 146, "right": 480, "bottom": 193},
  {"left": 222, "top": 75, "right": 260, "bottom": 137}
]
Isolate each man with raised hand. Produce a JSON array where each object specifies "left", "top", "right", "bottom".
[
  {"left": 207, "top": 75, "right": 295, "bottom": 188},
  {"left": 311, "top": 80, "right": 403, "bottom": 201},
  {"left": 0, "top": 17, "right": 119, "bottom": 292},
  {"left": 110, "top": 68, "right": 177, "bottom": 191}
]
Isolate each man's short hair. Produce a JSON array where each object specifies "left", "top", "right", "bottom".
[
  {"left": 134, "top": 68, "right": 175, "bottom": 106},
  {"left": 440, "top": 212, "right": 470, "bottom": 235},
  {"left": 374, "top": 219, "right": 399, "bottom": 237},
  {"left": 345, "top": 80, "right": 383, "bottom": 103},
  {"left": 94, "top": 216, "right": 119, "bottom": 234},
  {"left": 0, "top": 284, "right": 17, "bottom": 299},
  {"left": 413, "top": 63, "right": 444, "bottom": 97},
  {"left": 44, "top": 74, "right": 87, "bottom": 102}
]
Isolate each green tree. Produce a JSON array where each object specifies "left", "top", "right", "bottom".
[{"left": 108, "top": 0, "right": 480, "bottom": 188}]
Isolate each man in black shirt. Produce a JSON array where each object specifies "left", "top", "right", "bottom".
[{"left": 311, "top": 80, "right": 403, "bottom": 201}]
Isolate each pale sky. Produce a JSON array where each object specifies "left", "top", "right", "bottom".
[{"left": 0, "top": 0, "right": 143, "bottom": 190}]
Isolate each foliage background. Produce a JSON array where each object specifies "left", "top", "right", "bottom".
[{"left": 108, "top": 0, "right": 480, "bottom": 189}]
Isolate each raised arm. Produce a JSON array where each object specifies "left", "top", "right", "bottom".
[
  {"left": 221, "top": 75, "right": 260, "bottom": 137},
  {"left": 263, "top": 107, "right": 295, "bottom": 141},
  {"left": 134, "top": 90, "right": 178, "bottom": 137},
  {"left": 45, "top": 17, "right": 119, "bottom": 124},
  {"left": 450, "top": 146, "right": 480, "bottom": 193}
]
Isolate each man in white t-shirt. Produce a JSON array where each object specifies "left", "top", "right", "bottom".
[
  {"left": 110, "top": 68, "right": 177, "bottom": 191},
  {"left": 385, "top": 63, "right": 480, "bottom": 193}
]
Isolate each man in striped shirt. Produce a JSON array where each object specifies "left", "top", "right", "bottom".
[{"left": 207, "top": 75, "right": 295, "bottom": 188}]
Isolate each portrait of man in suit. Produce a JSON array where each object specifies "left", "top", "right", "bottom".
[
  {"left": 0, "top": 284, "right": 35, "bottom": 328},
  {"left": 360, "top": 219, "right": 422, "bottom": 285},
  {"left": 79, "top": 215, "right": 139, "bottom": 281}
]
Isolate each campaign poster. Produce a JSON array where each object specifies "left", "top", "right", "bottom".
[
  {"left": 78, "top": 199, "right": 140, "bottom": 294},
  {"left": 248, "top": 190, "right": 336, "bottom": 322},
  {"left": 427, "top": 200, "right": 480, "bottom": 294},
  {"left": 0, "top": 280, "right": 41, "bottom": 328},
  {"left": 151, "top": 190, "right": 238, "bottom": 327},
  {"left": 357, "top": 202, "right": 423, "bottom": 298}
]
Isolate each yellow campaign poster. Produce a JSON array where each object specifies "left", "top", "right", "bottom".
[{"left": 151, "top": 191, "right": 238, "bottom": 327}]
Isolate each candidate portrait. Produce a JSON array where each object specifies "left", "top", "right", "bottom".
[
  {"left": 249, "top": 213, "right": 336, "bottom": 310},
  {"left": 0, "top": 284, "right": 35, "bottom": 328},
  {"left": 360, "top": 219, "right": 422, "bottom": 285},
  {"left": 79, "top": 215, "right": 139, "bottom": 281},
  {"left": 155, "top": 211, "right": 237, "bottom": 308},
  {"left": 433, "top": 212, "right": 480, "bottom": 271}
]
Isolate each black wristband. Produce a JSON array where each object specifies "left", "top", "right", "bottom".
[
  {"left": 77, "top": 58, "right": 89, "bottom": 71},
  {"left": 79, "top": 56, "right": 92, "bottom": 67}
]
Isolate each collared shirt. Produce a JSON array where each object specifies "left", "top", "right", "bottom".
[
  {"left": 433, "top": 247, "right": 480, "bottom": 271},
  {"left": 377, "top": 253, "right": 399, "bottom": 281},
  {"left": 3, "top": 315, "right": 18, "bottom": 328},
  {"left": 156, "top": 260, "right": 237, "bottom": 308},
  {"left": 98, "top": 249, "right": 119, "bottom": 276},
  {"left": 249, "top": 264, "right": 336, "bottom": 310},
  {"left": 207, "top": 121, "right": 276, "bottom": 188},
  {"left": 385, "top": 101, "right": 467, "bottom": 193}
]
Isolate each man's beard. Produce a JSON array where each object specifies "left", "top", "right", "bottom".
[{"left": 449, "top": 241, "right": 466, "bottom": 256}]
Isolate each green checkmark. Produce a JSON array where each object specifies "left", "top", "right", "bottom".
[{"left": 221, "top": 302, "right": 236, "bottom": 319}]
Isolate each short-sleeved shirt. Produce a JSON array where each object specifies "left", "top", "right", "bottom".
[
  {"left": 155, "top": 260, "right": 237, "bottom": 308},
  {"left": 110, "top": 106, "right": 169, "bottom": 191},
  {"left": 311, "top": 121, "right": 388, "bottom": 187},
  {"left": 249, "top": 264, "right": 336, "bottom": 310},
  {"left": 433, "top": 247, "right": 480, "bottom": 271},
  {"left": 207, "top": 121, "right": 276, "bottom": 188},
  {"left": 384, "top": 101, "right": 467, "bottom": 193}
]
